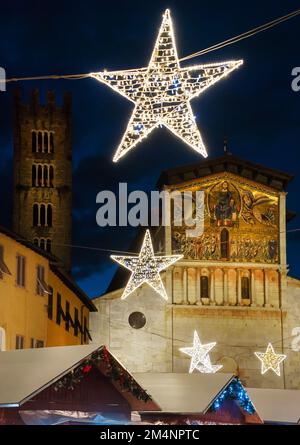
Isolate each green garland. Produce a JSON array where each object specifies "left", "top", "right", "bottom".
[{"left": 53, "top": 347, "right": 151, "bottom": 403}]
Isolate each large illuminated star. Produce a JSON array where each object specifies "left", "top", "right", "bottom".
[
  {"left": 254, "top": 343, "right": 286, "bottom": 376},
  {"left": 111, "top": 229, "right": 182, "bottom": 300},
  {"left": 180, "top": 331, "right": 223, "bottom": 374},
  {"left": 91, "top": 9, "right": 243, "bottom": 162}
]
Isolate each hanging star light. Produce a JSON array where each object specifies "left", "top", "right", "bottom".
[
  {"left": 111, "top": 229, "right": 182, "bottom": 300},
  {"left": 179, "top": 330, "right": 223, "bottom": 374},
  {"left": 254, "top": 343, "right": 286, "bottom": 376},
  {"left": 91, "top": 9, "right": 243, "bottom": 162}
]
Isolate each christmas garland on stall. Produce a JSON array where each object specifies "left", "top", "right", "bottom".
[
  {"left": 209, "top": 378, "right": 255, "bottom": 415},
  {"left": 53, "top": 346, "right": 151, "bottom": 403}
]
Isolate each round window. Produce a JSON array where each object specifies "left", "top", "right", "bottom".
[{"left": 128, "top": 312, "right": 146, "bottom": 329}]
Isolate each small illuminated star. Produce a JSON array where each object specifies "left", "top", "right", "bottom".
[
  {"left": 111, "top": 229, "right": 182, "bottom": 300},
  {"left": 180, "top": 331, "right": 223, "bottom": 374},
  {"left": 255, "top": 343, "right": 286, "bottom": 376},
  {"left": 91, "top": 9, "right": 243, "bottom": 162}
]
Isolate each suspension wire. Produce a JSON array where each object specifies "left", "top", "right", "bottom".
[{"left": 1, "top": 8, "right": 300, "bottom": 84}]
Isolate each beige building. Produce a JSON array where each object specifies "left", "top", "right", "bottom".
[{"left": 90, "top": 155, "right": 300, "bottom": 389}]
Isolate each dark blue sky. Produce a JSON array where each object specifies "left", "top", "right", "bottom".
[{"left": 0, "top": 0, "right": 300, "bottom": 297}]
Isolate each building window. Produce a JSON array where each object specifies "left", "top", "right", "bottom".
[
  {"left": 40, "top": 204, "right": 46, "bottom": 226},
  {"left": 50, "top": 132, "right": 54, "bottom": 153},
  {"left": 47, "top": 204, "right": 53, "bottom": 227},
  {"left": 128, "top": 312, "right": 146, "bottom": 329},
  {"left": 34, "top": 238, "right": 52, "bottom": 253},
  {"left": 49, "top": 165, "right": 54, "bottom": 187},
  {"left": 241, "top": 276, "right": 251, "bottom": 299},
  {"left": 46, "top": 239, "right": 52, "bottom": 253},
  {"left": 74, "top": 308, "right": 79, "bottom": 337},
  {"left": 36, "top": 265, "right": 50, "bottom": 296},
  {"left": 47, "top": 286, "right": 53, "bottom": 320},
  {"left": 32, "top": 164, "right": 54, "bottom": 188},
  {"left": 32, "top": 203, "right": 53, "bottom": 227},
  {"left": 220, "top": 229, "right": 229, "bottom": 259},
  {"left": 0, "top": 245, "right": 11, "bottom": 279},
  {"left": 65, "top": 301, "right": 70, "bottom": 331},
  {"left": 16, "top": 335, "right": 24, "bottom": 350},
  {"left": 0, "top": 327, "right": 6, "bottom": 351},
  {"left": 38, "top": 131, "right": 43, "bottom": 152},
  {"left": 56, "top": 293, "right": 62, "bottom": 325},
  {"left": 30, "top": 339, "right": 44, "bottom": 348},
  {"left": 32, "top": 130, "right": 54, "bottom": 153},
  {"left": 16, "top": 255, "right": 26, "bottom": 287},
  {"left": 84, "top": 317, "right": 88, "bottom": 343},
  {"left": 200, "top": 276, "right": 209, "bottom": 299}
]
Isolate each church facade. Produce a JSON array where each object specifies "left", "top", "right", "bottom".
[{"left": 90, "top": 155, "right": 300, "bottom": 389}]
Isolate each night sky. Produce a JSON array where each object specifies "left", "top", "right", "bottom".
[{"left": 0, "top": 0, "right": 299, "bottom": 298}]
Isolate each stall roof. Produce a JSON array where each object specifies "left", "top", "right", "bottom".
[
  {"left": 0, "top": 344, "right": 136, "bottom": 408},
  {"left": 247, "top": 388, "right": 300, "bottom": 424},
  {"left": 132, "top": 372, "right": 237, "bottom": 413}
]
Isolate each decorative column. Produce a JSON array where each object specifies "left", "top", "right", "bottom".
[
  {"left": 250, "top": 269, "right": 256, "bottom": 306},
  {"left": 210, "top": 269, "right": 215, "bottom": 305},
  {"left": 196, "top": 268, "right": 202, "bottom": 305},
  {"left": 263, "top": 269, "right": 269, "bottom": 307},
  {"left": 223, "top": 269, "right": 228, "bottom": 306},
  {"left": 182, "top": 267, "right": 188, "bottom": 304},
  {"left": 237, "top": 269, "right": 242, "bottom": 306}
]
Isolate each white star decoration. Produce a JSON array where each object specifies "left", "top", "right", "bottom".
[
  {"left": 91, "top": 9, "right": 243, "bottom": 162},
  {"left": 180, "top": 331, "right": 223, "bottom": 374},
  {"left": 111, "top": 229, "right": 182, "bottom": 300},
  {"left": 254, "top": 343, "right": 286, "bottom": 376}
]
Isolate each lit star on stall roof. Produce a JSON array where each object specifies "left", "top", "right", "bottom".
[
  {"left": 254, "top": 343, "right": 286, "bottom": 376},
  {"left": 91, "top": 9, "right": 243, "bottom": 162},
  {"left": 111, "top": 229, "right": 182, "bottom": 300},
  {"left": 179, "top": 331, "right": 223, "bottom": 374}
]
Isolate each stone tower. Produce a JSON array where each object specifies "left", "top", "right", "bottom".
[{"left": 13, "top": 89, "right": 72, "bottom": 271}]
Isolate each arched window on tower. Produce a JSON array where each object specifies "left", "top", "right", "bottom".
[
  {"left": 43, "top": 132, "right": 48, "bottom": 153},
  {"left": 38, "top": 131, "right": 43, "bottom": 152},
  {"left": 46, "top": 239, "right": 52, "bottom": 253},
  {"left": 47, "top": 204, "right": 52, "bottom": 227},
  {"left": 32, "top": 165, "right": 36, "bottom": 187},
  {"left": 241, "top": 276, "right": 251, "bottom": 300},
  {"left": 33, "top": 204, "right": 39, "bottom": 227},
  {"left": 37, "top": 165, "right": 42, "bottom": 187},
  {"left": 40, "top": 204, "right": 46, "bottom": 227},
  {"left": 220, "top": 229, "right": 229, "bottom": 259},
  {"left": 200, "top": 275, "right": 209, "bottom": 299},
  {"left": 49, "top": 132, "right": 54, "bottom": 153},
  {"left": 33, "top": 238, "right": 39, "bottom": 247},
  {"left": 49, "top": 165, "right": 54, "bottom": 187},
  {"left": 43, "top": 165, "right": 48, "bottom": 187},
  {"left": 40, "top": 238, "right": 45, "bottom": 251},
  {"left": 32, "top": 131, "right": 37, "bottom": 153}
]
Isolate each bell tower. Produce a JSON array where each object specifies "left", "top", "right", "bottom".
[{"left": 13, "top": 89, "right": 72, "bottom": 271}]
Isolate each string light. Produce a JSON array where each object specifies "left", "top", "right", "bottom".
[
  {"left": 179, "top": 330, "right": 223, "bottom": 374},
  {"left": 110, "top": 229, "right": 182, "bottom": 300},
  {"left": 210, "top": 378, "right": 255, "bottom": 415},
  {"left": 254, "top": 343, "right": 286, "bottom": 376},
  {"left": 90, "top": 9, "right": 243, "bottom": 162}
]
